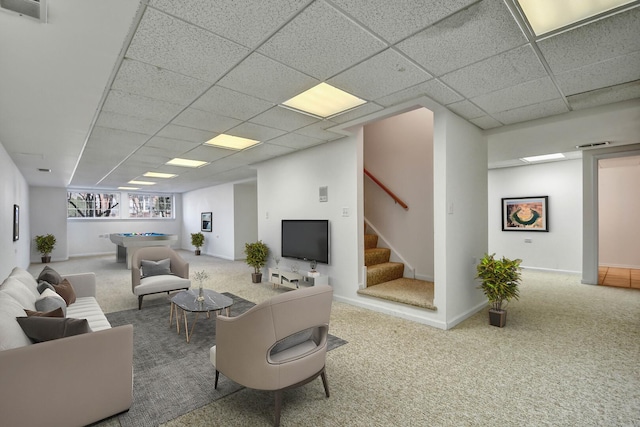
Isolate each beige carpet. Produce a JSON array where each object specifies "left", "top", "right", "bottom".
[
  {"left": 357, "top": 278, "right": 436, "bottom": 310},
  {"left": 28, "top": 253, "right": 640, "bottom": 426}
]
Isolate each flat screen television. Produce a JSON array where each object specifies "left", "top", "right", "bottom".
[{"left": 281, "top": 219, "right": 330, "bottom": 265}]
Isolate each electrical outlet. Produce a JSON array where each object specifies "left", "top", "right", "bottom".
[{"left": 342, "top": 207, "right": 349, "bottom": 217}]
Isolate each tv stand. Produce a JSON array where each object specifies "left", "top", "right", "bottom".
[{"left": 268, "top": 268, "right": 328, "bottom": 289}]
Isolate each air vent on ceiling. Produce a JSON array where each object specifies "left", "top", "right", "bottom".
[
  {"left": 0, "top": 0, "right": 46, "bottom": 22},
  {"left": 576, "top": 141, "right": 611, "bottom": 150}
]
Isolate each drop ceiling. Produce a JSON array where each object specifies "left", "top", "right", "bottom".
[{"left": 1, "top": 0, "right": 639, "bottom": 193}]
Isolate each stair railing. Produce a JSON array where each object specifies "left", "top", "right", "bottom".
[{"left": 364, "top": 168, "right": 408, "bottom": 210}]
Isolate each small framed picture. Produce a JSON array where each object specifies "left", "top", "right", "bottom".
[
  {"left": 201, "top": 212, "right": 212, "bottom": 232},
  {"left": 502, "top": 196, "right": 548, "bottom": 232}
]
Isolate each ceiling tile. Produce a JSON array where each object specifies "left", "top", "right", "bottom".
[
  {"left": 266, "top": 133, "right": 324, "bottom": 150},
  {"left": 397, "top": 0, "right": 527, "bottom": 76},
  {"left": 568, "top": 81, "right": 640, "bottom": 110},
  {"left": 491, "top": 99, "right": 569, "bottom": 125},
  {"left": 470, "top": 115, "right": 502, "bottom": 129},
  {"left": 144, "top": 136, "right": 201, "bottom": 153},
  {"left": 441, "top": 45, "right": 547, "bottom": 98},
  {"left": 250, "top": 106, "right": 319, "bottom": 132},
  {"left": 191, "top": 85, "right": 274, "bottom": 121},
  {"left": 102, "top": 90, "right": 184, "bottom": 122},
  {"left": 218, "top": 53, "right": 319, "bottom": 103},
  {"left": 95, "top": 111, "right": 165, "bottom": 136},
  {"left": 331, "top": 0, "right": 476, "bottom": 44},
  {"left": 446, "top": 100, "right": 486, "bottom": 120},
  {"left": 149, "top": 0, "right": 309, "bottom": 48},
  {"left": 554, "top": 51, "right": 640, "bottom": 96},
  {"left": 329, "top": 102, "right": 384, "bottom": 124},
  {"left": 375, "top": 79, "right": 463, "bottom": 107},
  {"left": 111, "top": 58, "right": 211, "bottom": 106},
  {"left": 471, "top": 77, "right": 562, "bottom": 113},
  {"left": 294, "top": 120, "right": 343, "bottom": 140},
  {"left": 156, "top": 125, "right": 216, "bottom": 143},
  {"left": 172, "top": 108, "right": 242, "bottom": 133},
  {"left": 257, "top": 1, "right": 386, "bottom": 80},
  {"left": 329, "top": 48, "right": 431, "bottom": 100},
  {"left": 125, "top": 8, "right": 249, "bottom": 82},
  {"left": 234, "top": 143, "right": 295, "bottom": 163},
  {"left": 86, "top": 126, "right": 149, "bottom": 150},
  {"left": 227, "top": 122, "right": 287, "bottom": 142},
  {"left": 537, "top": 7, "right": 640, "bottom": 74},
  {"left": 182, "top": 145, "right": 235, "bottom": 162}
]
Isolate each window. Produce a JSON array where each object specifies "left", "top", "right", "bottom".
[
  {"left": 128, "top": 193, "right": 173, "bottom": 218},
  {"left": 67, "top": 192, "right": 120, "bottom": 218}
]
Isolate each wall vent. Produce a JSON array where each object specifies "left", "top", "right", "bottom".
[
  {"left": 0, "top": 0, "right": 46, "bottom": 22},
  {"left": 576, "top": 141, "right": 611, "bottom": 150}
]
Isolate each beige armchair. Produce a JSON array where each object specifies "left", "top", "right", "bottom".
[
  {"left": 210, "top": 284, "right": 333, "bottom": 427},
  {"left": 131, "top": 247, "right": 190, "bottom": 309}
]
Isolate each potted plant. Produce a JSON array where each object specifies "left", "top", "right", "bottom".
[
  {"left": 191, "top": 232, "right": 204, "bottom": 255},
  {"left": 35, "top": 234, "right": 56, "bottom": 263},
  {"left": 244, "top": 240, "right": 269, "bottom": 283},
  {"left": 476, "top": 253, "right": 522, "bottom": 327}
]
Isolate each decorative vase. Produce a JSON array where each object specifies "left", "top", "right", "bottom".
[
  {"left": 251, "top": 272, "right": 262, "bottom": 283},
  {"left": 41, "top": 256, "right": 51, "bottom": 263},
  {"left": 197, "top": 285, "right": 204, "bottom": 301},
  {"left": 195, "top": 249, "right": 201, "bottom": 256},
  {"left": 489, "top": 309, "right": 507, "bottom": 327}
]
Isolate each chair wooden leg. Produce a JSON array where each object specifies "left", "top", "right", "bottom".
[
  {"left": 138, "top": 295, "right": 143, "bottom": 310},
  {"left": 214, "top": 370, "right": 219, "bottom": 389},
  {"left": 321, "top": 369, "right": 330, "bottom": 397},
  {"left": 274, "top": 390, "right": 282, "bottom": 427}
]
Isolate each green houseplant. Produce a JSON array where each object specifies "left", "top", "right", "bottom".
[
  {"left": 190, "top": 232, "right": 205, "bottom": 255},
  {"left": 476, "top": 253, "right": 522, "bottom": 327},
  {"left": 244, "top": 240, "right": 269, "bottom": 283},
  {"left": 35, "top": 234, "right": 56, "bottom": 263}
]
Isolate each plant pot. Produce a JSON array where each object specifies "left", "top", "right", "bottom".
[
  {"left": 251, "top": 272, "right": 262, "bottom": 283},
  {"left": 489, "top": 309, "right": 507, "bottom": 327},
  {"left": 41, "top": 256, "right": 51, "bottom": 263},
  {"left": 195, "top": 249, "right": 201, "bottom": 256}
]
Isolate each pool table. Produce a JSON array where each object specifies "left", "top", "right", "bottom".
[{"left": 109, "top": 233, "right": 178, "bottom": 269}]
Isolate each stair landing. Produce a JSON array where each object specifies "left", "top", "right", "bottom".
[{"left": 358, "top": 278, "right": 437, "bottom": 311}]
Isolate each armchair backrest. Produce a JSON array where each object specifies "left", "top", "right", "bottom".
[
  {"left": 131, "top": 247, "right": 189, "bottom": 289},
  {"left": 215, "top": 285, "right": 333, "bottom": 391}
]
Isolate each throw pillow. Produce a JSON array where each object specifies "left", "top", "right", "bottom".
[
  {"left": 37, "top": 265, "right": 63, "bottom": 286},
  {"left": 24, "top": 307, "right": 64, "bottom": 318},
  {"left": 52, "top": 278, "right": 76, "bottom": 306},
  {"left": 36, "top": 289, "right": 67, "bottom": 316},
  {"left": 37, "top": 280, "right": 55, "bottom": 294},
  {"left": 141, "top": 258, "right": 171, "bottom": 277},
  {"left": 16, "top": 317, "right": 92, "bottom": 343}
]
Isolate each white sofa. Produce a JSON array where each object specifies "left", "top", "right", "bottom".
[{"left": 0, "top": 267, "right": 133, "bottom": 427}]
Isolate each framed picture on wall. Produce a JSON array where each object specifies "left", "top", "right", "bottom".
[
  {"left": 201, "top": 212, "right": 212, "bottom": 232},
  {"left": 502, "top": 196, "right": 548, "bottom": 232},
  {"left": 13, "top": 204, "right": 19, "bottom": 241}
]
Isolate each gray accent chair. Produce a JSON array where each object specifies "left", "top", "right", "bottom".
[
  {"left": 210, "top": 284, "right": 333, "bottom": 427},
  {"left": 131, "top": 247, "right": 190, "bottom": 309}
]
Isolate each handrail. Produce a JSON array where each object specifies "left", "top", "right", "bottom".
[{"left": 364, "top": 168, "right": 408, "bottom": 210}]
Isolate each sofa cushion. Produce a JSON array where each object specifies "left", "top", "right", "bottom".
[
  {"left": 37, "top": 265, "right": 63, "bottom": 285},
  {"left": 9, "top": 267, "right": 40, "bottom": 298},
  {"left": 36, "top": 289, "right": 67, "bottom": 317},
  {"left": 0, "top": 277, "right": 37, "bottom": 311},
  {"left": 66, "top": 297, "right": 111, "bottom": 332},
  {"left": 0, "top": 293, "right": 32, "bottom": 350},
  {"left": 37, "top": 280, "right": 55, "bottom": 294},
  {"left": 141, "top": 258, "right": 172, "bottom": 278},
  {"left": 24, "top": 307, "right": 65, "bottom": 317},
  {"left": 16, "top": 316, "right": 92, "bottom": 343},
  {"left": 52, "top": 278, "right": 76, "bottom": 306},
  {"left": 134, "top": 275, "right": 191, "bottom": 296}
]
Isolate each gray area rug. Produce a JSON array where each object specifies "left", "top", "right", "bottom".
[{"left": 106, "top": 293, "right": 346, "bottom": 427}]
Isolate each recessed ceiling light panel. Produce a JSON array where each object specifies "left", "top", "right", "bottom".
[
  {"left": 282, "top": 82, "right": 366, "bottom": 118},
  {"left": 128, "top": 180, "right": 156, "bottom": 185},
  {"left": 520, "top": 153, "right": 566, "bottom": 163},
  {"left": 143, "top": 172, "right": 177, "bottom": 179},
  {"left": 166, "top": 158, "right": 209, "bottom": 168},
  {"left": 118, "top": 186, "right": 140, "bottom": 190},
  {"left": 205, "top": 134, "right": 260, "bottom": 150},
  {"left": 517, "top": 0, "right": 635, "bottom": 36}
]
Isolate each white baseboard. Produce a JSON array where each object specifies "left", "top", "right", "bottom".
[
  {"left": 415, "top": 273, "right": 434, "bottom": 282},
  {"left": 599, "top": 263, "right": 640, "bottom": 269},
  {"left": 445, "top": 301, "right": 485, "bottom": 329},
  {"left": 521, "top": 265, "right": 581, "bottom": 275}
]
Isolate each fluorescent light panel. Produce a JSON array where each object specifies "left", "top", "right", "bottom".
[
  {"left": 128, "top": 180, "right": 156, "bottom": 185},
  {"left": 282, "top": 82, "right": 366, "bottom": 118},
  {"left": 118, "top": 186, "right": 139, "bottom": 190},
  {"left": 517, "top": 0, "right": 635, "bottom": 35},
  {"left": 205, "top": 134, "right": 260, "bottom": 150},
  {"left": 143, "top": 172, "right": 177, "bottom": 179},
  {"left": 166, "top": 158, "right": 209, "bottom": 168},
  {"left": 520, "top": 153, "right": 565, "bottom": 163}
]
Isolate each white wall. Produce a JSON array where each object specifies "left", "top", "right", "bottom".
[
  {"left": 598, "top": 162, "right": 640, "bottom": 268},
  {"left": 488, "top": 160, "right": 582, "bottom": 273},
  {"left": 256, "top": 137, "right": 359, "bottom": 299},
  {"left": 0, "top": 141, "right": 30, "bottom": 277},
  {"left": 181, "top": 184, "right": 236, "bottom": 260},
  {"left": 233, "top": 182, "right": 258, "bottom": 260},
  {"left": 29, "top": 187, "right": 68, "bottom": 262},
  {"left": 363, "top": 108, "right": 434, "bottom": 280}
]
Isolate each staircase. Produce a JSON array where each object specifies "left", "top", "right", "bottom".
[{"left": 358, "top": 233, "right": 436, "bottom": 311}]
